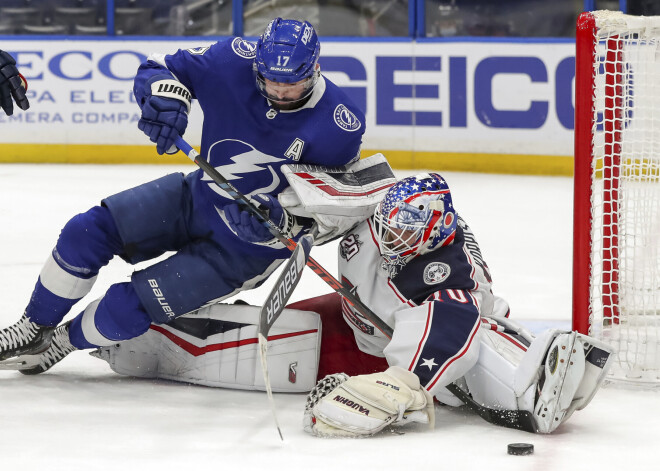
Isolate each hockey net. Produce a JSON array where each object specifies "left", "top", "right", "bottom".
[{"left": 574, "top": 10, "right": 660, "bottom": 386}]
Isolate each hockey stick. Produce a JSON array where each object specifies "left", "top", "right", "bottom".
[
  {"left": 174, "top": 137, "right": 393, "bottom": 339},
  {"left": 174, "top": 137, "right": 537, "bottom": 433},
  {"left": 445, "top": 383, "right": 537, "bottom": 433},
  {"left": 257, "top": 233, "right": 314, "bottom": 441}
]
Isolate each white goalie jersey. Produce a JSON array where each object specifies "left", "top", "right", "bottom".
[
  {"left": 330, "top": 213, "right": 614, "bottom": 434},
  {"left": 337, "top": 214, "right": 506, "bottom": 400}
]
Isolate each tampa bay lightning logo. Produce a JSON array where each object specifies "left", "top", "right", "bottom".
[
  {"left": 202, "top": 139, "right": 285, "bottom": 199},
  {"left": 333, "top": 104, "right": 361, "bottom": 132},
  {"left": 231, "top": 38, "right": 256, "bottom": 59}
]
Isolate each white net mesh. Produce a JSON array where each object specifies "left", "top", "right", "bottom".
[{"left": 589, "top": 11, "right": 660, "bottom": 385}]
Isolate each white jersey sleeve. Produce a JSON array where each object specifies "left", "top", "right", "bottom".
[{"left": 338, "top": 215, "right": 503, "bottom": 399}]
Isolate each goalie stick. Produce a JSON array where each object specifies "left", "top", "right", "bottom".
[
  {"left": 174, "top": 137, "right": 538, "bottom": 433},
  {"left": 258, "top": 233, "right": 314, "bottom": 441},
  {"left": 445, "top": 383, "right": 537, "bottom": 433}
]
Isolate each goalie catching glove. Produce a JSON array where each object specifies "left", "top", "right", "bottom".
[{"left": 303, "top": 366, "right": 435, "bottom": 438}]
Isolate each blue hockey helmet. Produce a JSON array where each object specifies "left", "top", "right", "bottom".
[
  {"left": 374, "top": 173, "right": 457, "bottom": 266},
  {"left": 254, "top": 18, "right": 321, "bottom": 107}
]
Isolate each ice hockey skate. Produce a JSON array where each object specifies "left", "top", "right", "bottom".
[
  {"left": 17, "top": 321, "right": 77, "bottom": 375},
  {"left": 0, "top": 313, "right": 55, "bottom": 362}
]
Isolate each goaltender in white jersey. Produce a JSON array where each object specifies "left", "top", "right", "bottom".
[{"left": 86, "top": 168, "right": 614, "bottom": 437}]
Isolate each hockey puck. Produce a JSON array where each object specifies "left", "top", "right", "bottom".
[{"left": 507, "top": 443, "right": 534, "bottom": 455}]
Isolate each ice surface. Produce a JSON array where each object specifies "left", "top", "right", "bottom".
[{"left": 0, "top": 164, "right": 657, "bottom": 470}]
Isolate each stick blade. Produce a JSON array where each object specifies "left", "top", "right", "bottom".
[{"left": 258, "top": 333, "right": 284, "bottom": 441}]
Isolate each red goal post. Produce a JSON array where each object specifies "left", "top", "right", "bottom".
[{"left": 573, "top": 10, "right": 660, "bottom": 386}]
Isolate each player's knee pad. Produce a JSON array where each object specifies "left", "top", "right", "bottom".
[
  {"left": 57, "top": 205, "right": 123, "bottom": 272},
  {"left": 26, "top": 206, "right": 121, "bottom": 326},
  {"left": 92, "top": 302, "right": 322, "bottom": 393}
]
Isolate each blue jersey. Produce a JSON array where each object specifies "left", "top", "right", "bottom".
[{"left": 134, "top": 37, "right": 365, "bottom": 255}]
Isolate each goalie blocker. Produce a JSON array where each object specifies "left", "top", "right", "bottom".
[{"left": 93, "top": 293, "right": 614, "bottom": 435}]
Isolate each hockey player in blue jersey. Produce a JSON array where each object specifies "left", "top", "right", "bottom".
[
  {"left": 0, "top": 50, "right": 29, "bottom": 115},
  {"left": 0, "top": 18, "right": 365, "bottom": 373}
]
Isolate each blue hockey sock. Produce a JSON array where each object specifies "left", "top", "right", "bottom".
[
  {"left": 68, "top": 282, "right": 152, "bottom": 350},
  {"left": 25, "top": 205, "right": 123, "bottom": 326}
]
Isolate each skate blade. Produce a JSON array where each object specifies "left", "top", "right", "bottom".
[{"left": 0, "top": 354, "right": 41, "bottom": 370}]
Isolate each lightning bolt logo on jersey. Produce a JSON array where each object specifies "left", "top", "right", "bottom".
[{"left": 200, "top": 139, "right": 285, "bottom": 200}]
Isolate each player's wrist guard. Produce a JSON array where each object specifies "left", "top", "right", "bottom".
[{"left": 303, "top": 366, "right": 435, "bottom": 438}]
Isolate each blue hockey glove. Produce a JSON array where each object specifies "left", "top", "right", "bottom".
[
  {"left": 0, "top": 50, "right": 29, "bottom": 116},
  {"left": 138, "top": 74, "right": 191, "bottom": 155},
  {"left": 224, "top": 194, "right": 288, "bottom": 243}
]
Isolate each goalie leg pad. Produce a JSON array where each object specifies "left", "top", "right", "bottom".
[
  {"left": 92, "top": 302, "right": 321, "bottom": 392},
  {"left": 531, "top": 332, "right": 614, "bottom": 433},
  {"left": 533, "top": 332, "right": 583, "bottom": 433},
  {"left": 558, "top": 334, "right": 614, "bottom": 417},
  {"left": 463, "top": 326, "right": 614, "bottom": 433},
  {"left": 304, "top": 366, "right": 434, "bottom": 438}
]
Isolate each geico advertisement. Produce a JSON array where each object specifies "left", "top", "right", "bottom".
[{"left": 0, "top": 40, "right": 575, "bottom": 155}]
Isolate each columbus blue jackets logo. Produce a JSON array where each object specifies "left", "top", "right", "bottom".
[
  {"left": 423, "top": 262, "right": 451, "bottom": 285},
  {"left": 231, "top": 38, "right": 256, "bottom": 59},
  {"left": 333, "top": 104, "right": 362, "bottom": 132},
  {"left": 203, "top": 139, "right": 284, "bottom": 199}
]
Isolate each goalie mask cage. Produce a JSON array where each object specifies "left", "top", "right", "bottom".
[{"left": 574, "top": 10, "right": 660, "bottom": 386}]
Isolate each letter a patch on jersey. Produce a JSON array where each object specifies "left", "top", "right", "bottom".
[{"left": 285, "top": 138, "right": 304, "bottom": 161}]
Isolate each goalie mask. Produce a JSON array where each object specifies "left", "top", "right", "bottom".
[
  {"left": 373, "top": 173, "right": 457, "bottom": 267},
  {"left": 254, "top": 18, "right": 321, "bottom": 110}
]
